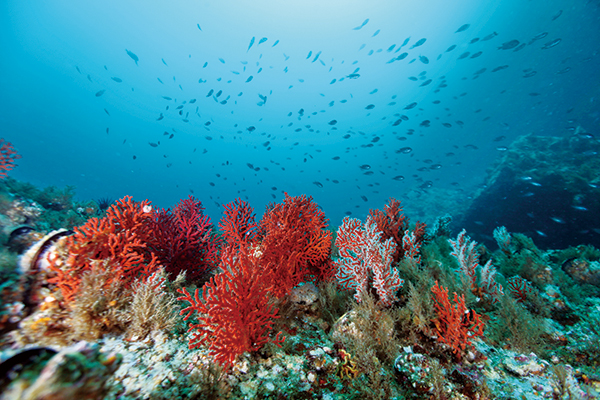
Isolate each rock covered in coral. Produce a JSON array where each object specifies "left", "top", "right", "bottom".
[
  {"left": 1, "top": 341, "right": 120, "bottom": 400},
  {"left": 290, "top": 282, "right": 319, "bottom": 309},
  {"left": 562, "top": 258, "right": 600, "bottom": 286}
]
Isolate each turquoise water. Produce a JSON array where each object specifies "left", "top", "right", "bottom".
[{"left": 2, "top": 0, "right": 599, "bottom": 228}]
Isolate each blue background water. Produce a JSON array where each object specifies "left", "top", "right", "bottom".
[{"left": 1, "top": 0, "right": 599, "bottom": 228}]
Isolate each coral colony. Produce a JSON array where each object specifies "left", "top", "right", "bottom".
[{"left": 1, "top": 139, "right": 600, "bottom": 399}]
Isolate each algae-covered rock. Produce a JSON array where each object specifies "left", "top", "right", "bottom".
[{"left": 1, "top": 341, "right": 120, "bottom": 400}]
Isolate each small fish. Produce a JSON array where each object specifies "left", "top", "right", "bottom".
[
  {"left": 95, "top": 89, "right": 105, "bottom": 97},
  {"left": 312, "top": 51, "right": 322, "bottom": 63},
  {"left": 75, "top": 66, "right": 81, "bottom": 74},
  {"left": 498, "top": 40, "right": 520, "bottom": 50},
  {"left": 492, "top": 65, "right": 509, "bottom": 72},
  {"left": 365, "top": 104, "right": 375, "bottom": 110},
  {"left": 157, "top": 78, "right": 163, "bottom": 84},
  {"left": 455, "top": 24, "right": 470, "bottom": 33},
  {"left": 572, "top": 205, "right": 588, "bottom": 211},
  {"left": 410, "top": 38, "right": 426, "bottom": 49},
  {"left": 446, "top": 44, "right": 457, "bottom": 52},
  {"left": 157, "top": 113, "right": 164, "bottom": 121},
  {"left": 306, "top": 51, "right": 312, "bottom": 59},
  {"left": 111, "top": 77, "right": 122, "bottom": 83},
  {"left": 372, "top": 29, "right": 380, "bottom": 37},
  {"left": 352, "top": 18, "right": 369, "bottom": 30},
  {"left": 481, "top": 32, "right": 498, "bottom": 41},
  {"left": 258, "top": 37, "right": 268, "bottom": 45},
  {"left": 313, "top": 181, "right": 323, "bottom": 188},
  {"left": 148, "top": 142, "right": 159, "bottom": 147},
  {"left": 346, "top": 73, "right": 360, "bottom": 79},
  {"left": 246, "top": 76, "right": 253, "bottom": 83},
  {"left": 125, "top": 49, "right": 139, "bottom": 65},
  {"left": 197, "top": 23, "right": 202, "bottom": 31},
  {"left": 551, "top": 10, "right": 562, "bottom": 21},
  {"left": 404, "top": 102, "right": 417, "bottom": 110},
  {"left": 419, "top": 55, "right": 429, "bottom": 64},
  {"left": 272, "top": 40, "right": 279, "bottom": 47},
  {"left": 104, "top": 108, "right": 110, "bottom": 115},
  {"left": 470, "top": 51, "right": 483, "bottom": 58},
  {"left": 541, "top": 38, "right": 561, "bottom": 49},
  {"left": 207, "top": 89, "right": 214, "bottom": 97},
  {"left": 162, "top": 96, "right": 172, "bottom": 100},
  {"left": 420, "top": 79, "right": 432, "bottom": 86},
  {"left": 247, "top": 37, "right": 255, "bottom": 52}
]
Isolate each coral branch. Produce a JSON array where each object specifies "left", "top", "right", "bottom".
[
  {"left": 0, "top": 139, "right": 21, "bottom": 179},
  {"left": 449, "top": 229, "right": 503, "bottom": 303}
]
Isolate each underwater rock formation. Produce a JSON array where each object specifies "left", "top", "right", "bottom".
[{"left": 457, "top": 128, "right": 600, "bottom": 249}]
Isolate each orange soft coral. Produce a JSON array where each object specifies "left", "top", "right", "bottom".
[
  {"left": 48, "top": 196, "right": 160, "bottom": 304},
  {"left": 258, "top": 193, "right": 332, "bottom": 297}
]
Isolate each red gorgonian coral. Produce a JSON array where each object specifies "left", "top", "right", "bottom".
[
  {"left": 48, "top": 196, "right": 160, "bottom": 304},
  {"left": 258, "top": 193, "right": 333, "bottom": 297},
  {"left": 0, "top": 139, "right": 21, "bottom": 179},
  {"left": 177, "top": 251, "right": 284, "bottom": 368},
  {"left": 335, "top": 216, "right": 404, "bottom": 307},
  {"left": 430, "top": 281, "right": 484, "bottom": 357},
  {"left": 147, "top": 196, "right": 220, "bottom": 282}
]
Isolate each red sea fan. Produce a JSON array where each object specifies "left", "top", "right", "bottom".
[
  {"left": 177, "top": 251, "right": 284, "bottom": 368},
  {"left": 369, "top": 198, "right": 408, "bottom": 263},
  {"left": 48, "top": 196, "right": 160, "bottom": 304},
  {"left": 0, "top": 139, "right": 21, "bottom": 179},
  {"left": 148, "top": 196, "right": 220, "bottom": 282},
  {"left": 430, "top": 281, "right": 484, "bottom": 357},
  {"left": 258, "top": 193, "right": 333, "bottom": 297}
]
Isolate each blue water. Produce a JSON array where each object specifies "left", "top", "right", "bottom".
[{"left": 2, "top": 0, "right": 599, "bottom": 227}]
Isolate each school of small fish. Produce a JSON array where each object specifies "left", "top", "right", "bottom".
[{"left": 75, "top": 8, "right": 586, "bottom": 217}]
